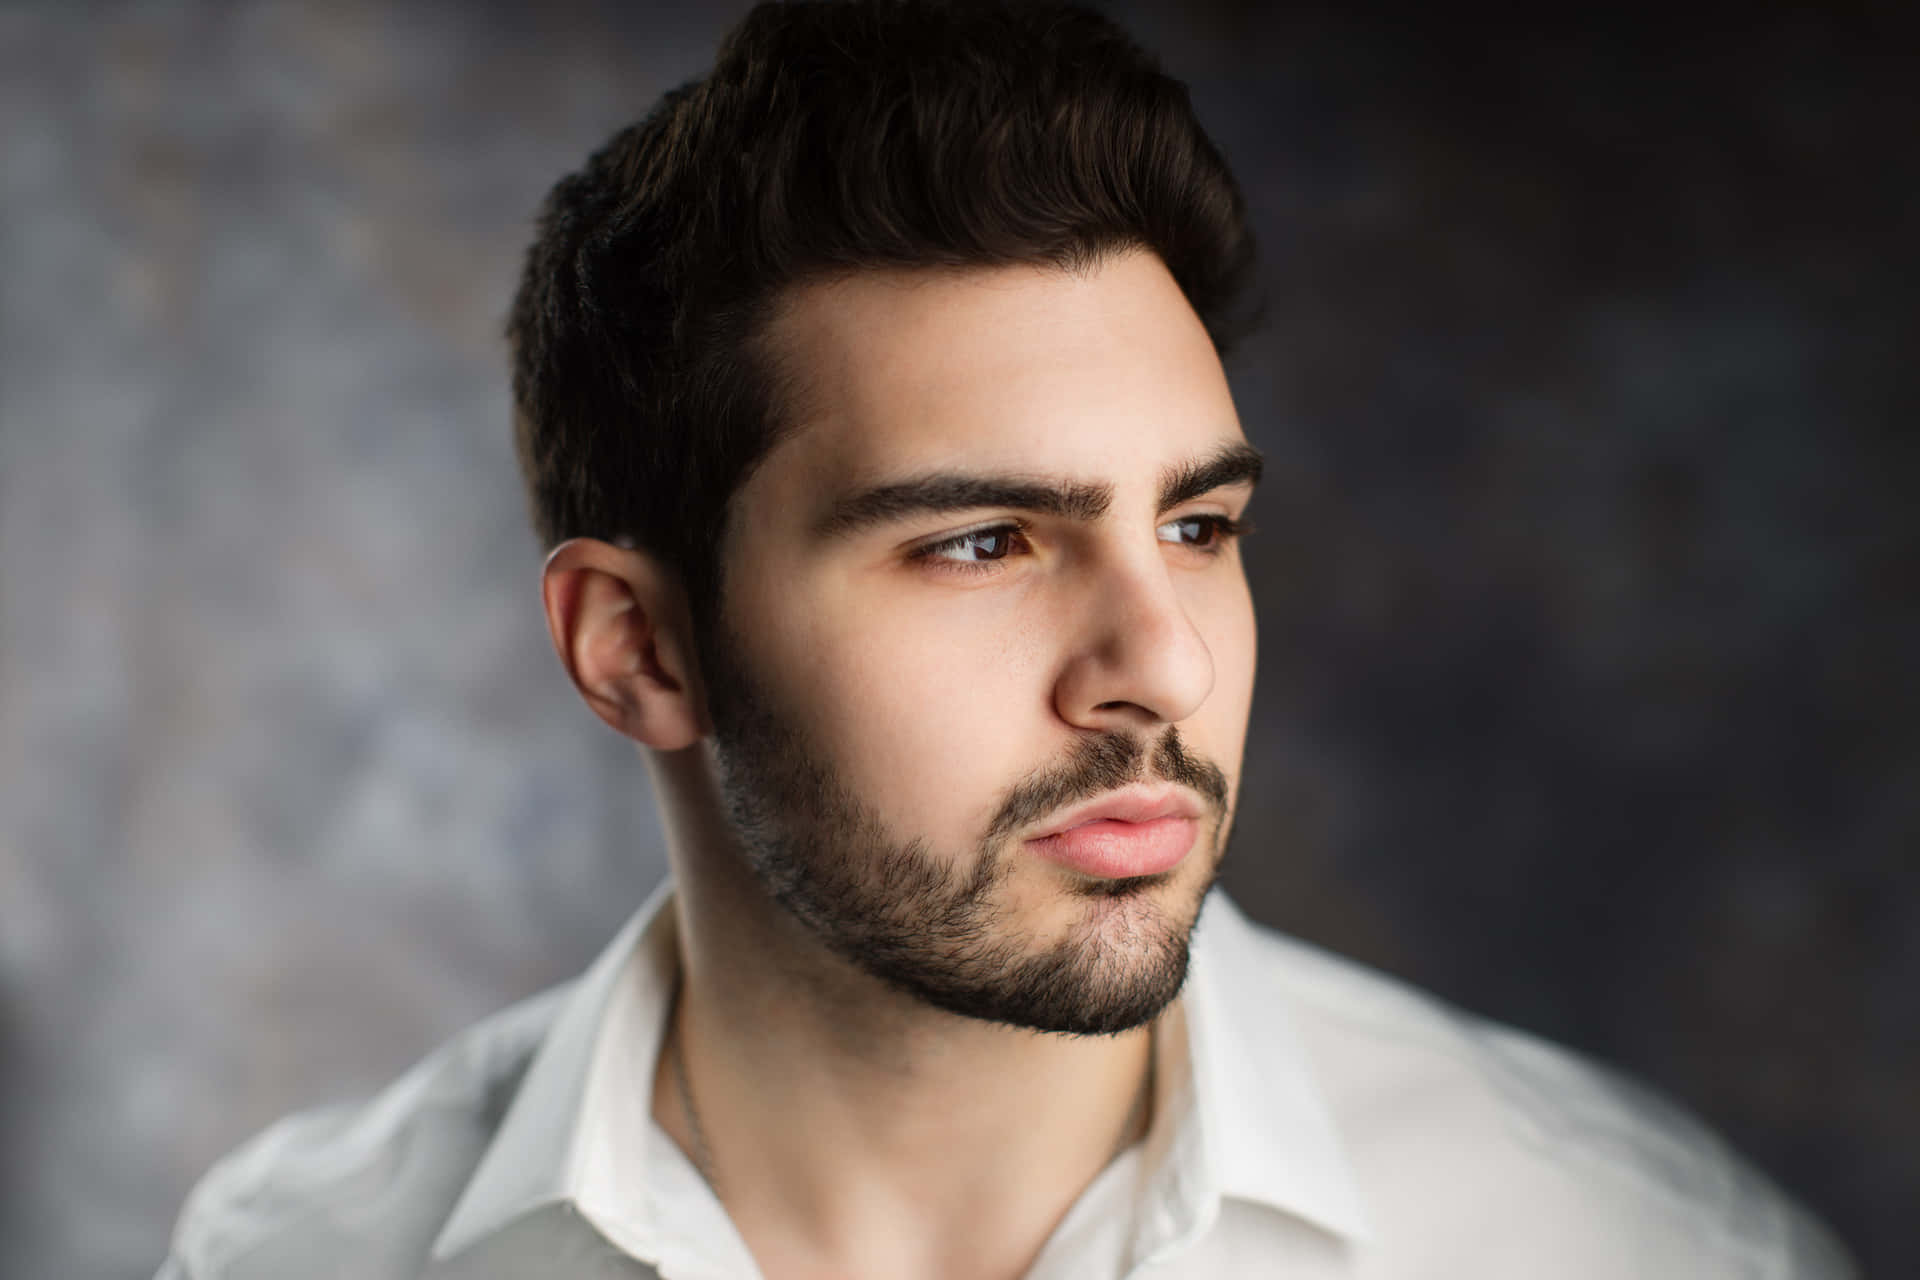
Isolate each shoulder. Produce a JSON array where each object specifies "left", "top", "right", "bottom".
[
  {"left": 160, "top": 986, "right": 567, "bottom": 1280},
  {"left": 1198, "top": 896, "right": 1855, "bottom": 1278}
]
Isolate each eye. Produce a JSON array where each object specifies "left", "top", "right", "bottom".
[
  {"left": 913, "top": 523, "right": 1029, "bottom": 565},
  {"left": 1158, "top": 514, "right": 1243, "bottom": 550}
]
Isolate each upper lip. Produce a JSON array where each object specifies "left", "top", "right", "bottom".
[{"left": 1027, "top": 786, "right": 1206, "bottom": 839}]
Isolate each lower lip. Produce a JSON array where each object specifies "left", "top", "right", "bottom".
[{"left": 1025, "top": 817, "right": 1199, "bottom": 880}]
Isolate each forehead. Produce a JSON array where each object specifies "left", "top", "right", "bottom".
[{"left": 756, "top": 251, "right": 1243, "bottom": 496}]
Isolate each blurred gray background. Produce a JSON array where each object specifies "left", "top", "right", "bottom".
[{"left": 1, "top": 2, "right": 1912, "bottom": 1276}]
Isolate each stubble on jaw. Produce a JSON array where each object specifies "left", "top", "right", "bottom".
[{"left": 704, "top": 619, "right": 1233, "bottom": 1037}]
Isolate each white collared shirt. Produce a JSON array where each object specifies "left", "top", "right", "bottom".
[{"left": 160, "top": 886, "right": 1854, "bottom": 1278}]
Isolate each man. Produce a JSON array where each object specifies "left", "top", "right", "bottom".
[{"left": 160, "top": 3, "right": 1853, "bottom": 1277}]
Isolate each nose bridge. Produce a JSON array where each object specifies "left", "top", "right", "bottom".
[{"left": 1060, "top": 536, "right": 1215, "bottom": 727}]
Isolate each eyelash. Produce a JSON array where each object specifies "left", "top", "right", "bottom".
[{"left": 907, "top": 514, "right": 1249, "bottom": 575}]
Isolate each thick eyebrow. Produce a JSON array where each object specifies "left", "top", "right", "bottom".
[
  {"left": 1157, "top": 441, "right": 1264, "bottom": 512},
  {"left": 814, "top": 474, "right": 1113, "bottom": 539},
  {"left": 811, "top": 440, "right": 1263, "bottom": 540}
]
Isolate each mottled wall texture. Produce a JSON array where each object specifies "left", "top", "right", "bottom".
[{"left": 1, "top": 2, "right": 1912, "bottom": 1276}]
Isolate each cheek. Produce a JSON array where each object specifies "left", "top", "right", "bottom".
[
  {"left": 1192, "top": 577, "right": 1258, "bottom": 757},
  {"left": 1218, "top": 582, "right": 1257, "bottom": 713},
  {"left": 755, "top": 584, "right": 1052, "bottom": 842}
]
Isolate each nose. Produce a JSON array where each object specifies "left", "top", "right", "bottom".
[{"left": 1053, "top": 547, "right": 1215, "bottom": 734}]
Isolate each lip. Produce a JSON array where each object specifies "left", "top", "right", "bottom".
[
  {"left": 1023, "top": 786, "right": 1206, "bottom": 880},
  {"left": 1028, "top": 786, "right": 1205, "bottom": 839}
]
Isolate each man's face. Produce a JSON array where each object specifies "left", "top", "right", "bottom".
[{"left": 705, "top": 251, "right": 1258, "bottom": 1035}]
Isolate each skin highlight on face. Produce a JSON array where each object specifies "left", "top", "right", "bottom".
[{"left": 694, "top": 249, "right": 1261, "bottom": 1037}]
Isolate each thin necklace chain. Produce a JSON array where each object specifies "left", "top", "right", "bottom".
[{"left": 666, "top": 987, "right": 1156, "bottom": 1198}]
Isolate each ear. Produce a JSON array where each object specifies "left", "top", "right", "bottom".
[{"left": 540, "top": 537, "right": 710, "bottom": 750}]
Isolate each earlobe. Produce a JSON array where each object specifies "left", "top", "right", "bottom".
[{"left": 540, "top": 538, "right": 709, "bottom": 750}]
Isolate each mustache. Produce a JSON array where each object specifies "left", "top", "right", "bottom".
[{"left": 984, "top": 728, "right": 1230, "bottom": 844}]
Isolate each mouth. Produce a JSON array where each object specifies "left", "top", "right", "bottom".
[{"left": 1023, "top": 786, "right": 1205, "bottom": 880}]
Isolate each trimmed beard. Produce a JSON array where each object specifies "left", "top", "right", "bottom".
[{"left": 703, "top": 616, "right": 1231, "bottom": 1036}]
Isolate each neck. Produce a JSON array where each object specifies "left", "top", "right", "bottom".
[{"left": 644, "top": 745, "right": 1160, "bottom": 1280}]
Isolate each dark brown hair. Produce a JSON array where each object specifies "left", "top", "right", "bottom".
[{"left": 508, "top": 0, "right": 1255, "bottom": 633}]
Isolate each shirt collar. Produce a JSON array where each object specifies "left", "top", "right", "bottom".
[
  {"left": 429, "top": 883, "right": 1370, "bottom": 1265},
  {"left": 429, "top": 879, "right": 677, "bottom": 1264},
  {"left": 1176, "top": 891, "right": 1372, "bottom": 1243}
]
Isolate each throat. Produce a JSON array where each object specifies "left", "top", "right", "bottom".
[{"left": 654, "top": 964, "right": 1165, "bottom": 1278}]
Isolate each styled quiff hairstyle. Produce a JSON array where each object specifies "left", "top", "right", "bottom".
[{"left": 509, "top": 0, "right": 1255, "bottom": 634}]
